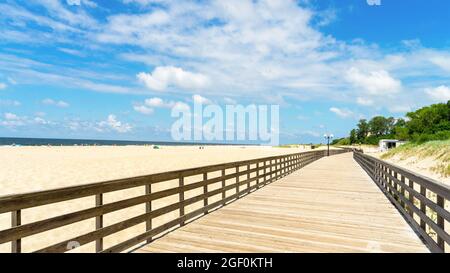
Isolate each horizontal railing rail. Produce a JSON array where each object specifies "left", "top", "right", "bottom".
[
  {"left": 0, "top": 148, "right": 349, "bottom": 253},
  {"left": 354, "top": 151, "right": 449, "bottom": 253}
]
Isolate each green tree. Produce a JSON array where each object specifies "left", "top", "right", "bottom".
[
  {"left": 349, "top": 129, "right": 357, "bottom": 144},
  {"left": 394, "top": 127, "right": 409, "bottom": 140},
  {"left": 406, "top": 102, "right": 450, "bottom": 135},
  {"left": 356, "top": 119, "right": 369, "bottom": 142},
  {"left": 369, "top": 116, "right": 389, "bottom": 136}
]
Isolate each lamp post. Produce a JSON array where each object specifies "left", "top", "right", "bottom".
[{"left": 324, "top": 133, "right": 334, "bottom": 156}]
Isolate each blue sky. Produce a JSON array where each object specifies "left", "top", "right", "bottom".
[{"left": 1, "top": 0, "right": 450, "bottom": 144}]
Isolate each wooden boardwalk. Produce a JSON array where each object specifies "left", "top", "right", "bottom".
[{"left": 135, "top": 153, "right": 429, "bottom": 253}]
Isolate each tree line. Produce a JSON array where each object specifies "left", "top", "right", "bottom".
[{"left": 332, "top": 100, "right": 450, "bottom": 145}]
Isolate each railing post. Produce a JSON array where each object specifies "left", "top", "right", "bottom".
[
  {"left": 95, "top": 194, "right": 103, "bottom": 252},
  {"left": 221, "top": 169, "right": 226, "bottom": 205},
  {"left": 276, "top": 159, "right": 280, "bottom": 179},
  {"left": 270, "top": 159, "right": 274, "bottom": 183},
  {"left": 263, "top": 161, "right": 267, "bottom": 185},
  {"left": 203, "top": 173, "right": 208, "bottom": 214},
  {"left": 11, "top": 210, "right": 21, "bottom": 253},
  {"left": 235, "top": 167, "right": 240, "bottom": 198},
  {"left": 145, "top": 184, "right": 152, "bottom": 243},
  {"left": 399, "top": 174, "right": 406, "bottom": 209},
  {"left": 372, "top": 159, "right": 378, "bottom": 185},
  {"left": 408, "top": 178, "right": 414, "bottom": 217},
  {"left": 256, "top": 162, "right": 260, "bottom": 188},
  {"left": 247, "top": 164, "right": 250, "bottom": 189},
  {"left": 388, "top": 168, "right": 393, "bottom": 196},
  {"left": 179, "top": 176, "right": 185, "bottom": 225},
  {"left": 420, "top": 185, "right": 426, "bottom": 230},
  {"left": 289, "top": 156, "right": 292, "bottom": 172},
  {"left": 436, "top": 195, "right": 445, "bottom": 250}
]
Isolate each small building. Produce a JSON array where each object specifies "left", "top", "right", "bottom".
[{"left": 379, "top": 139, "right": 406, "bottom": 152}]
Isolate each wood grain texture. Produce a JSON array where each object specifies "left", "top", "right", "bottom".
[{"left": 136, "top": 153, "right": 429, "bottom": 253}]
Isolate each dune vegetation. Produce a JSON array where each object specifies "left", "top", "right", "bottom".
[{"left": 381, "top": 140, "right": 450, "bottom": 178}]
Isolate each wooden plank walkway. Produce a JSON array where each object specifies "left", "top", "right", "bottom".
[{"left": 135, "top": 153, "right": 429, "bottom": 253}]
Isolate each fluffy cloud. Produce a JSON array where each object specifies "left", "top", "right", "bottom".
[
  {"left": 425, "top": 86, "right": 450, "bottom": 102},
  {"left": 192, "top": 94, "right": 211, "bottom": 104},
  {"left": 329, "top": 107, "right": 353, "bottom": 118},
  {"left": 133, "top": 105, "right": 154, "bottom": 115},
  {"left": 172, "top": 101, "right": 190, "bottom": 112},
  {"left": 4, "top": 113, "right": 19, "bottom": 120},
  {"left": 133, "top": 97, "right": 177, "bottom": 115},
  {"left": 137, "top": 66, "right": 209, "bottom": 91},
  {"left": 144, "top": 97, "right": 174, "bottom": 108},
  {"left": 66, "top": 0, "right": 81, "bottom": 5},
  {"left": 66, "top": 0, "right": 97, "bottom": 7},
  {"left": 0, "top": 83, "right": 7, "bottom": 90},
  {"left": 98, "top": 114, "right": 132, "bottom": 133},
  {"left": 122, "top": 0, "right": 168, "bottom": 5},
  {"left": 356, "top": 97, "right": 374, "bottom": 106},
  {"left": 1, "top": 113, "right": 25, "bottom": 127},
  {"left": 345, "top": 67, "right": 402, "bottom": 96},
  {"left": 0, "top": 100, "right": 20, "bottom": 106},
  {"left": 42, "top": 98, "right": 70, "bottom": 108},
  {"left": 2, "top": 0, "right": 450, "bottom": 116},
  {"left": 0, "top": 112, "right": 56, "bottom": 128}
]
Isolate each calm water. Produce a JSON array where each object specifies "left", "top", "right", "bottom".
[{"left": 0, "top": 137, "right": 249, "bottom": 146}]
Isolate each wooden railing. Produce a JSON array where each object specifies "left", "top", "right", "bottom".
[
  {"left": 354, "top": 151, "right": 450, "bottom": 253},
  {"left": 0, "top": 149, "right": 349, "bottom": 253}
]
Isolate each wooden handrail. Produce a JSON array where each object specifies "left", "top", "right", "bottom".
[
  {"left": 353, "top": 151, "right": 449, "bottom": 253},
  {"left": 0, "top": 148, "right": 349, "bottom": 253}
]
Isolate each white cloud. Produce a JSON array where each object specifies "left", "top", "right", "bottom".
[
  {"left": 133, "top": 105, "right": 154, "bottom": 115},
  {"left": 345, "top": 67, "right": 402, "bottom": 95},
  {"left": 42, "top": 98, "right": 70, "bottom": 108},
  {"left": 144, "top": 97, "right": 174, "bottom": 108},
  {"left": 33, "top": 117, "right": 50, "bottom": 125},
  {"left": 224, "top": 97, "right": 237, "bottom": 104},
  {"left": 425, "top": 86, "right": 450, "bottom": 102},
  {"left": 145, "top": 97, "right": 164, "bottom": 107},
  {"left": 429, "top": 56, "right": 450, "bottom": 72},
  {"left": 4, "top": 113, "right": 19, "bottom": 120},
  {"left": 0, "top": 100, "right": 21, "bottom": 106},
  {"left": 1, "top": 112, "right": 57, "bottom": 128},
  {"left": 137, "top": 66, "right": 209, "bottom": 91},
  {"left": 172, "top": 101, "right": 190, "bottom": 112},
  {"left": 0, "top": 83, "right": 7, "bottom": 90},
  {"left": 134, "top": 97, "right": 177, "bottom": 115},
  {"left": 58, "top": 47, "right": 85, "bottom": 57},
  {"left": 2, "top": 0, "right": 450, "bottom": 115},
  {"left": 122, "top": 0, "right": 168, "bottom": 5},
  {"left": 388, "top": 105, "right": 412, "bottom": 113},
  {"left": 356, "top": 97, "right": 374, "bottom": 106},
  {"left": 66, "top": 0, "right": 81, "bottom": 5},
  {"left": 0, "top": 113, "right": 25, "bottom": 127},
  {"left": 98, "top": 114, "right": 132, "bottom": 133},
  {"left": 66, "top": 0, "right": 97, "bottom": 7},
  {"left": 329, "top": 107, "right": 353, "bottom": 118},
  {"left": 192, "top": 94, "right": 211, "bottom": 104}
]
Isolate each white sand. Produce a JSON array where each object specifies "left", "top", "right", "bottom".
[{"left": 0, "top": 145, "right": 313, "bottom": 253}]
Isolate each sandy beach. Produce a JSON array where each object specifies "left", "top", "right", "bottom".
[{"left": 0, "top": 145, "right": 314, "bottom": 253}]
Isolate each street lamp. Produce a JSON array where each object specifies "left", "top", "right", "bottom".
[{"left": 324, "top": 133, "right": 334, "bottom": 156}]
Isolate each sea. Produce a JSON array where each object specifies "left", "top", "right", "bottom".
[{"left": 0, "top": 137, "right": 256, "bottom": 146}]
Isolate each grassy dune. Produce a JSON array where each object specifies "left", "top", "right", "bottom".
[{"left": 381, "top": 140, "right": 450, "bottom": 178}]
